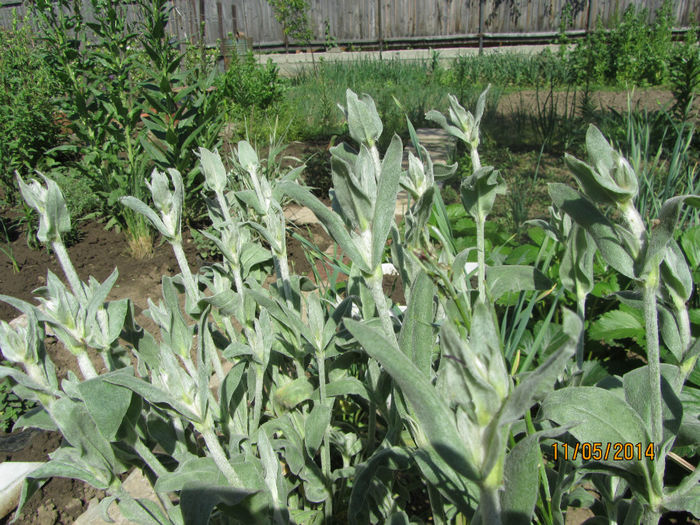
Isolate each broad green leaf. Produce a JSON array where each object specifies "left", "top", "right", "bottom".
[
  {"left": 680, "top": 225, "right": 700, "bottom": 268},
  {"left": 398, "top": 270, "right": 436, "bottom": 376},
  {"left": 541, "top": 386, "right": 651, "bottom": 476},
  {"left": 589, "top": 308, "right": 644, "bottom": 342},
  {"left": 487, "top": 265, "right": 552, "bottom": 301},
  {"left": 304, "top": 403, "right": 331, "bottom": 456},
  {"left": 549, "top": 183, "right": 636, "bottom": 278},
  {"left": 77, "top": 372, "right": 133, "bottom": 441},
  {"left": 346, "top": 319, "right": 478, "bottom": 480},
  {"left": 279, "top": 181, "right": 370, "bottom": 273},
  {"left": 371, "top": 134, "right": 403, "bottom": 269},
  {"left": 623, "top": 364, "right": 682, "bottom": 444}
]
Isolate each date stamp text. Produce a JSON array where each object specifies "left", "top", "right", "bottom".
[{"left": 552, "top": 442, "right": 656, "bottom": 462}]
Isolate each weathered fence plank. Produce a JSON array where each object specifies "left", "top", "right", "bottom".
[{"left": 1, "top": 0, "right": 697, "bottom": 48}]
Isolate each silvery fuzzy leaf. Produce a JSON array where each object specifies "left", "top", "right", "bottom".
[
  {"left": 347, "top": 447, "right": 413, "bottom": 525},
  {"left": 17, "top": 173, "right": 71, "bottom": 243},
  {"left": 461, "top": 166, "right": 506, "bottom": 220},
  {"left": 663, "top": 484, "right": 700, "bottom": 519},
  {"left": 102, "top": 368, "right": 201, "bottom": 423},
  {"left": 473, "top": 85, "right": 490, "bottom": 128},
  {"left": 582, "top": 125, "right": 638, "bottom": 203},
  {"left": 145, "top": 168, "right": 173, "bottom": 214},
  {"left": 623, "top": 364, "right": 682, "bottom": 446},
  {"left": 501, "top": 434, "right": 540, "bottom": 525},
  {"left": 14, "top": 405, "right": 57, "bottom": 432},
  {"left": 559, "top": 224, "right": 595, "bottom": 296},
  {"left": 0, "top": 310, "right": 43, "bottom": 365},
  {"left": 344, "top": 89, "right": 383, "bottom": 146},
  {"left": 236, "top": 188, "right": 266, "bottom": 216},
  {"left": 240, "top": 243, "right": 271, "bottom": 278},
  {"left": 541, "top": 386, "right": 652, "bottom": 478},
  {"left": 49, "top": 396, "right": 120, "bottom": 474},
  {"left": 198, "top": 147, "right": 228, "bottom": 193},
  {"left": 236, "top": 140, "right": 259, "bottom": 171},
  {"left": 371, "top": 134, "right": 403, "bottom": 269},
  {"left": 117, "top": 497, "right": 170, "bottom": 525},
  {"left": 398, "top": 270, "right": 436, "bottom": 378},
  {"left": 345, "top": 318, "right": 479, "bottom": 480},
  {"left": 356, "top": 144, "right": 378, "bottom": 197},
  {"left": 425, "top": 108, "right": 468, "bottom": 143},
  {"left": 300, "top": 460, "right": 328, "bottom": 503},
  {"left": 500, "top": 308, "right": 580, "bottom": 424},
  {"left": 549, "top": 183, "right": 636, "bottom": 279},
  {"left": 330, "top": 155, "right": 362, "bottom": 230},
  {"left": 77, "top": 372, "right": 133, "bottom": 441},
  {"left": 279, "top": 182, "right": 370, "bottom": 273},
  {"left": 274, "top": 376, "right": 314, "bottom": 410},
  {"left": 306, "top": 293, "right": 324, "bottom": 349},
  {"left": 439, "top": 316, "right": 504, "bottom": 423},
  {"left": 121, "top": 196, "right": 171, "bottom": 239},
  {"left": 257, "top": 428, "right": 289, "bottom": 525},
  {"left": 180, "top": 483, "right": 260, "bottom": 525},
  {"left": 304, "top": 403, "right": 331, "bottom": 457},
  {"left": 661, "top": 239, "right": 693, "bottom": 303},
  {"left": 323, "top": 377, "right": 371, "bottom": 401},
  {"left": 16, "top": 174, "right": 47, "bottom": 213},
  {"left": 658, "top": 303, "right": 683, "bottom": 362},
  {"left": 641, "top": 195, "right": 700, "bottom": 279}
]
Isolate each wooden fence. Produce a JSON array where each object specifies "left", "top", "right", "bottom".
[{"left": 1, "top": 0, "right": 698, "bottom": 49}]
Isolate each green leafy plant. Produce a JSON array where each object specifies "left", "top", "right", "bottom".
[
  {"left": 0, "top": 363, "right": 34, "bottom": 433},
  {"left": 267, "top": 0, "right": 313, "bottom": 51},
  {"left": 0, "top": 87, "right": 697, "bottom": 525},
  {"left": 0, "top": 11, "right": 61, "bottom": 205}
]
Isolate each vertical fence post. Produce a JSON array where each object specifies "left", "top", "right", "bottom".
[
  {"left": 585, "top": 0, "right": 593, "bottom": 35},
  {"left": 377, "top": 0, "right": 383, "bottom": 58},
  {"left": 217, "top": 1, "right": 225, "bottom": 69},
  {"left": 478, "top": 0, "right": 484, "bottom": 55},
  {"left": 198, "top": 0, "right": 206, "bottom": 63},
  {"left": 188, "top": 0, "right": 197, "bottom": 44}
]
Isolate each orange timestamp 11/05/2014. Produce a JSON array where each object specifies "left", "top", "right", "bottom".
[{"left": 551, "top": 442, "right": 656, "bottom": 462}]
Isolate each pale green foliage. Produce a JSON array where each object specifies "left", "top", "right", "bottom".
[{"left": 0, "top": 88, "right": 697, "bottom": 525}]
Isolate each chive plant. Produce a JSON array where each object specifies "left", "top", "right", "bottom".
[{"left": 0, "top": 89, "right": 697, "bottom": 524}]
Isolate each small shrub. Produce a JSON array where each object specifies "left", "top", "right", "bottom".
[
  {"left": 215, "top": 52, "right": 286, "bottom": 112},
  {"left": 0, "top": 13, "right": 61, "bottom": 205}
]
